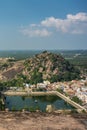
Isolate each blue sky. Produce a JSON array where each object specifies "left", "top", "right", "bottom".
[{"left": 0, "top": 0, "right": 87, "bottom": 50}]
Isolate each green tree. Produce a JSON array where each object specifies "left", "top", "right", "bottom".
[
  {"left": 72, "top": 96, "right": 82, "bottom": 105},
  {"left": 30, "top": 69, "right": 43, "bottom": 84}
]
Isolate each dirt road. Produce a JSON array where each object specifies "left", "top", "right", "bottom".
[{"left": 0, "top": 112, "right": 87, "bottom": 130}]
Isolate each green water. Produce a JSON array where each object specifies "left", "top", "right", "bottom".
[{"left": 5, "top": 95, "right": 75, "bottom": 112}]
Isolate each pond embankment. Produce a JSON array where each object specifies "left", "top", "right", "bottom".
[{"left": 3, "top": 90, "right": 86, "bottom": 112}]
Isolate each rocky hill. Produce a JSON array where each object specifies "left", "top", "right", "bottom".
[
  {"left": 0, "top": 51, "right": 80, "bottom": 84},
  {"left": 23, "top": 51, "right": 80, "bottom": 84},
  {"left": 0, "top": 58, "right": 24, "bottom": 81}
]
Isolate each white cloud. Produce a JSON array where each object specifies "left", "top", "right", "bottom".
[
  {"left": 41, "top": 12, "right": 87, "bottom": 34},
  {"left": 20, "top": 28, "right": 52, "bottom": 37},
  {"left": 20, "top": 12, "right": 87, "bottom": 37},
  {"left": 30, "top": 24, "right": 37, "bottom": 27},
  {"left": 67, "top": 12, "right": 87, "bottom": 21}
]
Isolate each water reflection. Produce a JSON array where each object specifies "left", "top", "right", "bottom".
[{"left": 5, "top": 95, "right": 75, "bottom": 111}]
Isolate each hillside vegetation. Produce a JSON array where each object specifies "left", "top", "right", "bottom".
[
  {"left": 0, "top": 51, "right": 80, "bottom": 86},
  {"left": 23, "top": 51, "right": 80, "bottom": 84}
]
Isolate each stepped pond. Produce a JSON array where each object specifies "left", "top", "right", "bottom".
[{"left": 5, "top": 95, "right": 75, "bottom": 112}]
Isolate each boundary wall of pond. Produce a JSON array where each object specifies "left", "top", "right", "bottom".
[{"left": 3, "top": 90, "right": 87, "bottom": 112}]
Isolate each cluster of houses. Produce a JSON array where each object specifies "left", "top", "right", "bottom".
[
  {"left": 9, "top": 78, "right": 87, "bottom": 108},
  {"left": 24, "top": 79, "right": 87, "bottom": 104},
  {"left": 49, "top": 80, "right": 87, "bottom": 105}
]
